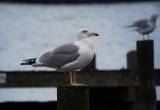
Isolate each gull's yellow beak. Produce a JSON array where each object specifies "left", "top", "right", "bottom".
[{"left": 89, "top": 32, "right": 99, "bottom": 36}]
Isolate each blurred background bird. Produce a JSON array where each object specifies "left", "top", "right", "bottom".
[{"left": 125, "top": 13, "right": 159, "bottom": 40}]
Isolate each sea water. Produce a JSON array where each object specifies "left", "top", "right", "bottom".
[
  {"left": 0, "top": 2, "right": 160, "bottom": 70},
  {"left": 0, "top": 87, "right": 159, "bottom": 102}
]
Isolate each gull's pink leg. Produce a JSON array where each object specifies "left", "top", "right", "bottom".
[
  {"left": 73, "top": 71, "right": 76, "bottom": 84},
  {"left": 69, "top": 71, "right": 73, "bottom": 85},
  {"left": 72, "top": 71, "right": 84, "bottom": 86}
]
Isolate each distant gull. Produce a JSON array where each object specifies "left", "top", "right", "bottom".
[
  {"left": 125, "top": 13, "right": 159, "bottom": 40},
  {"left": 21, "top": 28, "right": 99, "bottom": 86}
]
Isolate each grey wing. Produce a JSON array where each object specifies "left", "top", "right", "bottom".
[
  {"left": 38, "top": 43, "right": 80, "bottom": 68},
  {"left": 133, "top": 19, "right": 150, "bottom": 28},
  {"left": 54, "top": 43, "right": 79, "bottom": 54}
]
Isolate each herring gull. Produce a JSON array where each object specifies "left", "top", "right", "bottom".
[
  {"left": 125, "top": 13, "right": 159, "bottom": 40},
  {"left": 21, "top": 28, "right": 99, "bottom": 86}
]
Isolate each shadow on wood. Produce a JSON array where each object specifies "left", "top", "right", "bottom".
[{"left": 57, "top": 86, "right": 89, "bottom": 110}]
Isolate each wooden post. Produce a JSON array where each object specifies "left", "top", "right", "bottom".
[
  {"left": 127, "top": 50, "right": 137, "bottom": 70},
  {"left": 82, "top": 54, "right": 97, "bottom": 71},
  {"left": 136, "top": 40, "right": 157, "bottom": 110},
  {"left": 57, "top": 86, "right": 89, "bottom": 110}
]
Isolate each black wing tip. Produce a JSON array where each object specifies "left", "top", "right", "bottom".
[
  {"left": 21, "top": 63, "right": 29, "bottom": 65},
  {"left": 21, "top": 58, "right": 37, "bottom": 65}
]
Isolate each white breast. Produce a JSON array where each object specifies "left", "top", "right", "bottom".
[
  {"left": 59, "top": 38, "right": 94, "bottom": 72},
  {"left": 139, "top": 22, "right": 156, "bottom": 35}
]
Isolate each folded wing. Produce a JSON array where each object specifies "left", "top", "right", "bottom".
[{"left": 38, "top": 43, "right": 80, "bottom": 69}]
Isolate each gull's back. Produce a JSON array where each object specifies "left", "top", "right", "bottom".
[{"left": 132, "top": 19, "right": 151, "bottom": 29}]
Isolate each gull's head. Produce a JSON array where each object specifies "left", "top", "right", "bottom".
[
  {"left": 151, "top": 14, "right": 159, "bottom": 23},
  {"left": 77, "top": 28, "right": 99, "bottom": 40}
]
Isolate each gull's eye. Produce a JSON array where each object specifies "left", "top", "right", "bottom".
[{"left": 82, "top": 30, "right": 88, "bottom": 33}]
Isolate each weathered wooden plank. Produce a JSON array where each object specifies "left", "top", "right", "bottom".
[{"left": 1, "top": 69, "right": 160, "bottom": 87}]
